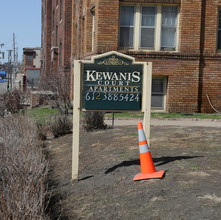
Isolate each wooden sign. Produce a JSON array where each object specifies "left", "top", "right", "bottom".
[{"left": 72, "top": 51, "right": 152, "bottom": 182}]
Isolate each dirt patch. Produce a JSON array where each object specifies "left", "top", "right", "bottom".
[{"left": 46, "top": 125, "right": 221, "bottom": 220}]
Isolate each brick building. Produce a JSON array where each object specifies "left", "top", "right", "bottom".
[
  {"left": 23, "top": 47, "right": 41, "bottom": 88},
  {"left": 41, "top": 0, "right": 72, "bottom": 83},
  {"left": 71, "top": 0, "right": 221, "bottom": 113}
]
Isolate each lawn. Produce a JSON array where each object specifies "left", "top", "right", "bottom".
[
  {"left": 26, "top": 106, "right": 59, "bottom": 123},
  {"left": 26, "top": 106, "right": 221, "bottom": 123}
]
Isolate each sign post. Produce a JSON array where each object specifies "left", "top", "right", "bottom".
[
  {"left": 72, "top": 51, "right": 152, "bottom": 182},
  {"left": 72, "top": 60, "right": 81, "bottom": 181}
]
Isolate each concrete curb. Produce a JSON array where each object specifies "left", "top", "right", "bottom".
[{"left": 104, "top": 118, "right": 221, "bottom": 128}]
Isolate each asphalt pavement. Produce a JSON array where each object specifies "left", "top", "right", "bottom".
[{"left": 0, "top": 81, "right": 7, "bottom": 94}]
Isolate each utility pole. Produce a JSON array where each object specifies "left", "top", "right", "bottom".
[
  {"left": 16, "top": 47, "right": 18, "bottom": 65},
  {"left": 13, "top": 33, "right": 16, "bottom": 88},
  {"left": 0, "top": 43, "right": 4, "bottom": 64},
  {"left": 7, "top": 49, "right": 13, "bottom": 90}
]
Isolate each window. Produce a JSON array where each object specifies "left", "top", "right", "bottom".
[
  {"left": 92, "top": 10, "right": 95, "bottom": 51},
  {"left": 60, "top": 0, "right": 63, "bottom": 21},
  {"left": 59, "top": 40, "right": 62, "bottom": 66},
  {"left": 119, "top": 4, "right": 178, "bottom": 51},
  {"left": 119, "top": 6, "right": 134, "bottom": 48},
  {"left": 161, "top": 6, "right": 178, "bottom": 50},
  {"left": 52, "top": 9, "right": 55, "bottom": 30},
  {"left": 56, "top": 24, "right": 58, "bottom": 46},
  {"left": 27, "top": 55, "right": 32, "bottom": 63},
  {"left": 217, "top": 9, "right": 221, "bottom": 50},
  {"left": 140, "top": 6, "right": 156, "bottom": 48},
  {"left": 151, "top": 78, "right": 166, "bottom": 109},
  {"left": 44, "top": 0, "right": 46, "bottom": 15}
]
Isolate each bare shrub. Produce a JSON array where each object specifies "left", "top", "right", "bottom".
[
  {"left": 0, "top": 95, "right": 6, "bottom": 117},
  {"left": 36, "top": 122, "right": 48, "bottom": 141},
  {"left": 48, "top": 115, "right": 72, "bottom": 138},
  {"left": 83, "top": 112, "right": 107, "bottom": 132},
  {"left": 39, "top": 74, "right": 72, "bottom": 115},
  {"left": 3, "top": 90, "right": 22, "bottom": 114},
  {"left": 0, "top": 115, "right": 48, "bottom": 219},
  {"left": 0, "top": 90, "right": 29, "bottom": 117}
]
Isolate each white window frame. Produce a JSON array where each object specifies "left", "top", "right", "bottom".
[{"left": 119, "top": 3, "right": 179, "bottom": 52}]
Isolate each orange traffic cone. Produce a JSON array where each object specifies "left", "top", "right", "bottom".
[{"left": 133, "top": 122, "right": 165, "bottom": 181}]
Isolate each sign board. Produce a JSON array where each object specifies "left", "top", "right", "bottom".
[
  {"left": 72, "top": 51, "right": 152, "bottom": 182},
  {"left": 83, "top": 54, "right": 143, "bottom": 111}
]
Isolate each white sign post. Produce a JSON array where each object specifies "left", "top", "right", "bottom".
[
  {"left": 72, "top": 60, "right": 81, "bottom": 182},
  {"left": 72, "top": 51, "right": 152, "bottom": 182}
]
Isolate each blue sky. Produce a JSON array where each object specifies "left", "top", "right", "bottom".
[{"left": 0, "top": 0, "right": 41, "bottom": 62}]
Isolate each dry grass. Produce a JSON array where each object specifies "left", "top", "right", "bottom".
[
  {"left": 187, "top": 171, "right": 210, "bottom": 177},
  {"left": 198, "top": 194, "right": 221, "bottom": 204},
  {"left": 0, "top": 115, "right": 48, "bottom": 219},
  {"left": 150, "top": 196, "right": 165, "bottom": 202}
]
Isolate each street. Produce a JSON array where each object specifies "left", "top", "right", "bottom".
[{"left": 0, "top": 81, "right": 7, "bottom": 94}]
